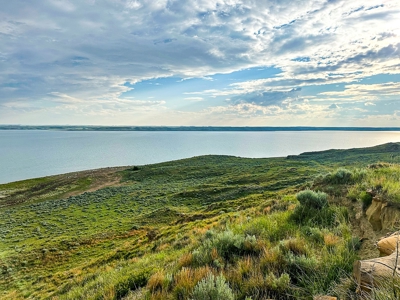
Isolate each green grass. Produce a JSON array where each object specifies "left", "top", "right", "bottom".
[
  {"left": 343, "top": 164, "right": 400, "bottom": 206},
  {"left": 0, "top": 142, "right": 399, "bottom": 299}
]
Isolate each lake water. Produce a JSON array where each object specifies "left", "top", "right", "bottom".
[{"left": 1, "top": 130, "right": 400, "bottom": 184}]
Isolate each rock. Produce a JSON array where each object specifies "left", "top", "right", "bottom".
[
  {"left": 313, "top": 296, "right": 337, "bottom": 300},
  {"left": 366, "top": 198, "right": 383, "bottom": 231},
  {"left": 366, "top": 198, "right": 400, "bottom": 231},
  {"left": 353, "top": 250, "right": 400, "bottom": 292},
  {"left": 377, "top": 233, "right": 400, "bottom": 256},
  {"left": 381, "top": 202, "right": 400, "bottom": 230}
]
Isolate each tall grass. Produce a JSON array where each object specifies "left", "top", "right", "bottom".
[{"left": 345, "top": 165, "right": 400, "bottom": 206}]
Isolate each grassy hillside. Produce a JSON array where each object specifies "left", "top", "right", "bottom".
[{"left": 1, "top": 143, "right": 400, "bottom": 299}]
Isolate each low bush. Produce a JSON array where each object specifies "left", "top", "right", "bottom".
[
  {"left": 241, "top": 211, "right": 295, "bottom": 242},
  {"left": 279, "top": 238, "right": 308, "bottom": 256},
  {"left": 360, "top": 191, "right": 373, "bottom": 210},
  {"left": 264, "top": 272, "right": 291, "bottom": 294},
  {"left": 173, "top": 267, "right": 212, "bottom": 300},
  {"left": 316, "top": 168, "right": 367, "bottom": 185},
  {"left": 292, "top": 190, "right": 350, "bottom": 228},
  {"left": 301, "top": 226, "right": 324, "bottom": 244},
  {"left": 296, "top": 190, "right": 328, "bottom": 210},
  {"left": 331, "top": 168, "right": 353, "bottom": 184},
  {"left": 291, "top": 201, "right": 348, "bottom": 228},
  {"left": 191, "top": 273, "right": 235, "bottom": 300},
  {"left": 192, "top": 230, "right": 258, "bottom": 266}
]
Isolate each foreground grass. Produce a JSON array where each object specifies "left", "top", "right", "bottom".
[{"left": 0, "top": 143, "right": 399, "bottom": 299}]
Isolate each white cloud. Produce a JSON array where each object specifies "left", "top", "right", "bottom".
[
  {"left": 184, "top": 97, "right": 204, "bottom": 101},
  {"left": 315, "top": 82, "right": 400, "bottom": 104},
  {"left": 321, "top": 82, "right": 400, "bottom": 97},
  {"left": 1, "top": 0, "right": 400, "bottom": 124}
]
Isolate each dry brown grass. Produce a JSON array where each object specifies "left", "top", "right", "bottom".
[
  {"left": 324, "top": 233, "right": 340, "bottom": 247},
  {"left": 259, "top": 246, "right": 285, "bottom": 273},
  {"left": 284, "top": 238, "right": 308, "bottom": 256},
  {"left": 147, "top": 271, "right": 165, "bottom": 293},
  {"left": 173, "top": 266, "right": 213, "bottom": 299},
  {"left": 178, "top": 253, "right": 193, "bottom": 268}
]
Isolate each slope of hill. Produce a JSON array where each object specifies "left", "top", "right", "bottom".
[{"left": 1, "top": 143, "right": 400, "bottom": 299}]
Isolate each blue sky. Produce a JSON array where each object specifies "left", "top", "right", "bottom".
[{"left": 0, "top": 0, "right": 400, "bottom": 126}]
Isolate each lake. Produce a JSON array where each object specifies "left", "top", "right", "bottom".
[{"left": 1, "top": 130, "right": 400, "bottom": 184}]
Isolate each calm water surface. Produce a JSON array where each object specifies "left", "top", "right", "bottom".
[{"left": 1, "top": 130, "right": 400, "bottom": 184}]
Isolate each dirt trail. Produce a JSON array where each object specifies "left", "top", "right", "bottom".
[
  {"left": 64, "top": 166, "right": 129, "bottom": 197},
  {"left": 0, "top": 166, "right": 130, "bottom": 208}
]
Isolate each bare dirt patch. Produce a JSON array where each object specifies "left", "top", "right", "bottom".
[
  {"left": 63, "top": 166, "right": 129, "bottom": 197},
  {"left": 0, "top": 166, "right": 131, "bottom": 207}
]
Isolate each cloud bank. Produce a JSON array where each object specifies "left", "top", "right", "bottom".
[{"left": 0, "top": 0, "right": 399, "bottom": 125}]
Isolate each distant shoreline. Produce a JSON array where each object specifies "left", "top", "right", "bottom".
[{"left": 1, "top": 125, "right": 400, "bottom": 131}]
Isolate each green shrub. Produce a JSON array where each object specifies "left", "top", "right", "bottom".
[
  {"left": 291, "top": 205, "right": 338, "bottom": 228},
  {"left": 360, "top": 191, "right": 373, "bottom": 210},
  {"left": 346, "top": 237, "right": 362, "bottom": 252},
  {"left": 279, "top": 238, "right": 308, "bottom": 256},
  {"left": 352, "top": 168, "right": 367, "bottom": 182},
  {"left": 316, "top": 168, "right": 365, "bottom": 185},
  {"left": 192, "top": 230, "right": 258, "bottom": 266},
  {"left": 296, "top": 190, "right": 328, "bottom": 210},
  {"left": 285, "top": 254, "right": 318, "bottom": 280},
  {"left": 241, "top": 211, "right": 295, "bottom": 242},
  {"left": 265, "top": 272, "right": 291, "bottom": 292},
  {"left": 293, "top": 244, "right": 358, "bottom": 296},
  {"left": 346, "top": 186, "right": 359, "bottom": 202},
  {"left": 301, "top": 226, "right": 324, "bottom": 244},
  {"left": 332, "top": 168, "right": 353, "bottom": 184},
  {"left": 191, "top": 274, "right": 235, "bottom": 300}
]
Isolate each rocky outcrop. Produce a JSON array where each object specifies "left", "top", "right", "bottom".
[
  {"left": 352, "top": 192, "right": 400, "bottom": 293},
  {"left": 366, "top": 198, "right": 400, "bottom": 231},
  {"left": 353, "top": 249, "right": 400, "bottom": 292},
  {"left": 381, "top": 202, "right": 400, "bottom": 230},
  {"left": 366, "top": 198, "right": 383, "bottom": 231},
  {"left": 354, "top": 233, "right": 400, "bottom": 293},
  {"left": 377, "top": 232, "right": 400, "bottom": 256}
]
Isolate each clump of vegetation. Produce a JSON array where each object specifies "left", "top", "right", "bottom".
[
  {"left": 315, "top": 167, "right": 368, "bottom": 186},
  {"left": 345, "top": 164, "right": 400, "bottom": 208},
  {"left": 368, "top": 162, "right": 392, "bottom": 169},
  {"left": 365, "top": 165, "right": 400, "bottom": 203},
  {"left": 191, "top": 273, "right": 235, "bottom": 300},
  {"left": 360, "top": 191, "right": 373, "bottom": 210},
  {"left": 296, "top": 190, "right": 328, "bottom": 209},
  {"left": 192, "top": 229, "right": 258, "bottom": 266},
  {"left": 291, "top": 190, "right": 340, "bottom": 227}
]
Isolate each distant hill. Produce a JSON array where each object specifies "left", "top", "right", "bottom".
[{"left": 1, "top": 125, "right": 400, "bottom": 131}]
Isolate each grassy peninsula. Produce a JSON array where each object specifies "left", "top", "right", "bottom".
[{"left": 1, "top": 143, "right": 400, "bottom": 299}]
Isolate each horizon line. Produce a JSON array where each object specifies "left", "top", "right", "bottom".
[{"left": 1, "top": 125, "right": 400, "bottom": 131}]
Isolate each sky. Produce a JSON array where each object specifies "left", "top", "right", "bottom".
[{"left": 1, "top": 0, "right": 400, "bottom": 126}]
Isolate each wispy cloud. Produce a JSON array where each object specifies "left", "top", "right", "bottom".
[
  {"left": 320, "top": 82, "right": 400, "bottom": 97},
  {"left": 184, "top": 97, "right": 204, "bottom": 101}
]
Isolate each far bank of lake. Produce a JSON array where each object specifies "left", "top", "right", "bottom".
[{"left": 1, "top": 130, "right": 400, "bottom": 184}]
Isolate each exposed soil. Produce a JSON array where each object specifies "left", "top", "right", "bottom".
[
  {"left": 331, "top": 195, "right": 384, "bottom": 260},
  {"left": 63, "top": 166, "right": 129, "bottom": 196},
  {"left": 0, "top": 166, "right": 130, "bottom": 208}
]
